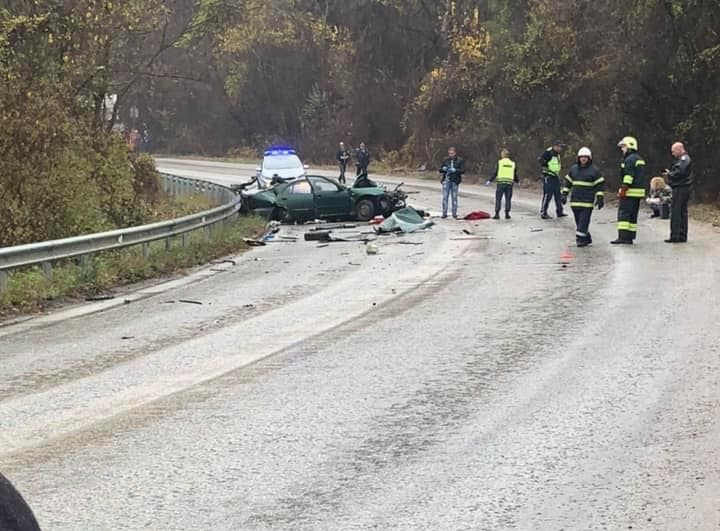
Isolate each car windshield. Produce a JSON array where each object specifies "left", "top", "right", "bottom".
[{"left": 264, "top": 155, "right": 302, "bottom": 170}]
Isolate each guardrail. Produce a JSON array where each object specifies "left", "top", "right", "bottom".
[{"left": 0, "top": 173, "right": 241, "bottom": 291}]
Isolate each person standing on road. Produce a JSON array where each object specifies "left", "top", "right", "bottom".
[
  {"left": 1, "top": 472, "right": 42, "bottom": 531},
  {"left": 355, "top": 142, "right": 370, "bottom": 176},
  {"left": 539, "top": 140, "right": 568, "bottom": 219},
  {"left": 439, "top": 146, "right": 465, "bottom": 219},
  {"left": 336, "top": 142, "right": 350, "bottom": 184},
  {"left": 611, "top": 136, "right": 647, "bottom": 245},
  {"left": 561, "top": 147, "right": 605, "bottom": 247},
  {"left": 487, "top": 148, "right": 519, "bottom": 219},
  {"left": 662, "top": 142, "right": 692, "bottom": 243}
]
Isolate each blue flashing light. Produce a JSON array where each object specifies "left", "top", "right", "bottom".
[{"left": 264, "top": 145, "right": 296, "bottom": 156}]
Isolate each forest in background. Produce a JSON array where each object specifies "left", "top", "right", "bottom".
[{"left": 2, "top": 0, "right": 720, "bottom": 245}]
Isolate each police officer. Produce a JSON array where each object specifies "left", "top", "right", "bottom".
[
  {"left": 355, "top": 142, "right": 370, "bottom": 176},
  {"left": 336, "top": 142, "right": 350, "bottom": 183},
  {"left": 487, "top": 148, "right": 519, "bottom": 219},
  {"left": 439, "top": 146, "right": 465, "bottom": 219},
  {"left": 611, "top": 136, "right": 647, "bottom": 245},
  {"left": 539, "top": 140, "right": 568, "bottom": 219},
  {"left": 561, "top": 147, "right": 605, "bottom": 247},
  {"left": 663, "top": 142, "right": 692, "bottom": 243}
]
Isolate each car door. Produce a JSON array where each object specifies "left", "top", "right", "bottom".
[
  {"left": 309, "top": 176, "right": 353, "bottom": 218},
  {"left": 276, "top": 179, "right": 315, "bottom": 221}
]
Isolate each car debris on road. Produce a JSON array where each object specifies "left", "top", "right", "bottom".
[{"left": 375, "top": 207, "right": 434, "bottom": 234}]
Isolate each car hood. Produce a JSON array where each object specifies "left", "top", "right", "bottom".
[
  {"left": 243, "top": 189, "right": 277, "bottom": 208},
  {"left": 261, "top": 168, "right": 304, "bottom": 179}
]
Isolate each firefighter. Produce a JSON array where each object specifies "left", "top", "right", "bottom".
[
  {"left": 561, "top": 147, "right": 605, "bottom": 247},
  {"left": 487, "top": 148, "right": 519, "bottom": 219},
  {"left": 611, "top": 136, "right": 647, "bottom": 245},
  {"left": 539, "top": 140, "right": 568, "bottom": 219},
  {"left": 662, "top": 142, "right": 692, "bottom": 243}
]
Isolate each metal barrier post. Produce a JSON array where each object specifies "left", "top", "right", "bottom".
[{"left": 42, "top": 262, "right": 53, "bottom": 281}]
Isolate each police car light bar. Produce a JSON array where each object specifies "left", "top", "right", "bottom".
[{"left": 264, "top": 145, "right": 296, "bottom": 156}]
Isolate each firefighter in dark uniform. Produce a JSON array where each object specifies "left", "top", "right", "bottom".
[
  {"left": 487, "top": 148, "right": 519, "bottom": 219},
  {"left": 561, "top": 147, "right": 605, "bottom": 247},
  {"left": 663, "top": 142, "right": 692, "bottom": 243},
  {"left": 539, "top": 140, "right": 568, "bottom": 219},
  {"left": 611, "top": 136, "right": 647, "bottom": 245}
]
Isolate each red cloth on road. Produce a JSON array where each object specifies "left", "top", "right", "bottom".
[{"left": 463, "top": 210, "right": 491, "bottom": 220}]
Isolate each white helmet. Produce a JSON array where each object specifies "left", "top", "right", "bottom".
[{"left": 577, "top": 147, "right": 592, "bottom": 158}]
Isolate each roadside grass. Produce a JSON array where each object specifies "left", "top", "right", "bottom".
[
  {"left": 689, "top": 203, "right": 720, "bottom": 226},
  {"left": 0, "top": 215, "right": 266, "bottom": 319},
  {"left": 150, "top": 193, "right": 215, "bottom": 220}
]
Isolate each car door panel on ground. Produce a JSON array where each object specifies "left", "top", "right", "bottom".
[{"left": 309, "top": 176, "right": 353, "bottom": 218}]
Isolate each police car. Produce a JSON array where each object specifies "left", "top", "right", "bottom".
[{"left": 255, "top": 147, "right": 309, "bottom": 189}]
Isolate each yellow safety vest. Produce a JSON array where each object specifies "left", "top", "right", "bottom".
[{"left": 496, "top": 158, "right": 516, "bottom": 184}]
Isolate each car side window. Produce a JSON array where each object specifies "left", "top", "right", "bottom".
[
  {"left": 289, "top": 180, "right": 312, "bottom": 195},
  {"left": 309, "top": 177, "right": 341, "bottom": 193}
]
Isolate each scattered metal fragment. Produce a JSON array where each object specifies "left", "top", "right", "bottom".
[{"left": 85, "top": 294, "right": 115, "bottom": 302}]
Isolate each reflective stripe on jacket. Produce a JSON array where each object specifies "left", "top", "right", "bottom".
[
  {"left": 495, "top": 158, "right": 517, "bottom": 184},
  {"left": 562, "top": 163, "right": 605, "bottom": 208},
  {"left": 620, "top": 151, "right": 646, "bottom": 198}
]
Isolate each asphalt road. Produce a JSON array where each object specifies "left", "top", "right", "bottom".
[{"left": 1, "top": 159, "right": 719, "bottom": 530}]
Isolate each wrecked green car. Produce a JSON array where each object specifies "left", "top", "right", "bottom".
[{"left": 239, "top": 174, "right": 407, "bottom": 222}]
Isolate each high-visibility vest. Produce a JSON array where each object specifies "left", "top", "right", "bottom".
[
  {"left": 545, "top": 148, "right": 561, "bottom": 176},
  {"left": 497, "top": 158, "right": 516, "bottom": 184}
]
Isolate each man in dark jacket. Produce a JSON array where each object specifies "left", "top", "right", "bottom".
[
  {"left": 355, "top": 142, "right": 370, "bottom": 176},
  {"left": 336, "top": 142, "right": 350, "bottom": 183},
  {"left": 0, "top": 472, "right": 42, "bottom": 531},
  {"left": 539, "top": 140, "right": 568, "bottom": 219},
  {"left": 561, "top": 147, "right": 605, "bottom": 247},
  {"left": 439, "top": 146, "right": 465, "bottom": 219},
  {"left": 663, "top": 142, "right": 692, "bottom": 243},
  {"left": 611, "top": 136, "right": 647, "bottom": 245}
]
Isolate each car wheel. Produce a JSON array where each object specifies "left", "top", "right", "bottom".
[{"left": 355, "top": 199, "right": 376, "bottom": 221}]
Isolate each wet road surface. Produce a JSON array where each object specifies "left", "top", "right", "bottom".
[{"left": 1, "top": 160, "right": 719, "bottom": 530}]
